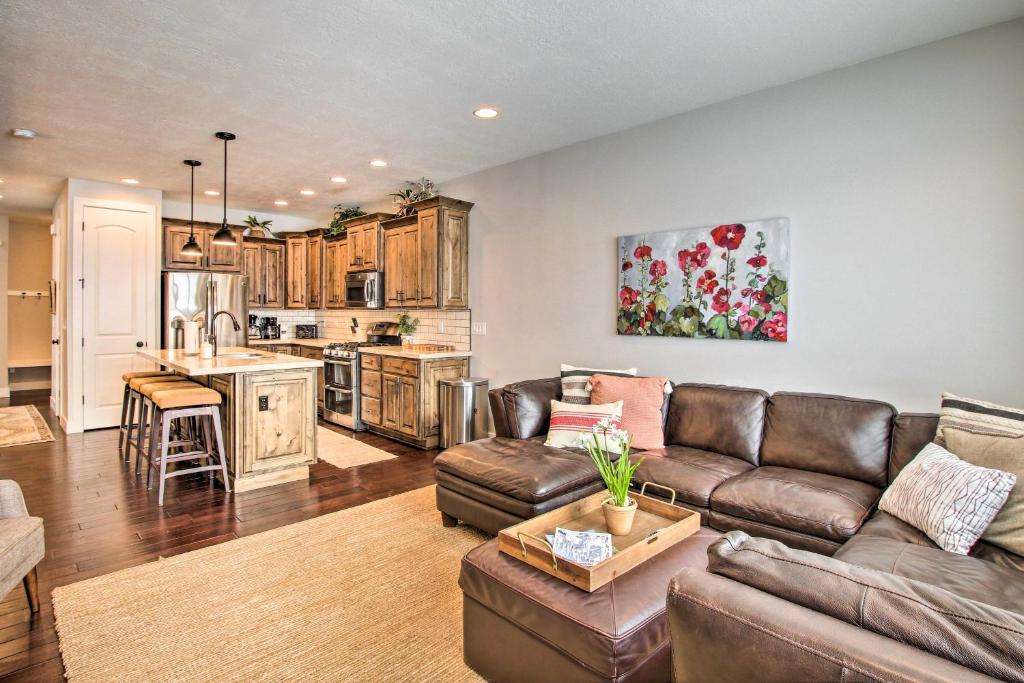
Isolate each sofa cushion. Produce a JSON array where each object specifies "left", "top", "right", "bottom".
[
  {"left": 434, "top": 437, "right": 599, "bottom": 504},
  {"left": 889, "top": 412, "right": 940, "bottom": 483},
  {"left": 708, "top": 531, "right": 1024, "bottom": 682},
  {"left": 710, "top": 466, "right": 881, "bottom": 542},
  {"left": 664, "top": 384, "right": 767, "bottom": 465},
  {"left": 762, "top": 392, "right": 895, "bottom": 487},
  {"left": 835, "top": 534, "right": 1024, "bottom": 614},
  {"left": 501, "top": 377, "right": 561, "bottom": 439},
  {"left": 632, "top": 445, "right": 753, "bottom": 508}
]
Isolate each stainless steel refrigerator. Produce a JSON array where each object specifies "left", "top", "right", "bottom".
[{"left": 161, "top": 272, "right": 248, "bottom": 350}]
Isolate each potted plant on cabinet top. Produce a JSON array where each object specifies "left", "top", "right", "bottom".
[
  {"left": 389, "top": 177, "right": 437, "bottom": 217},
  {"left": 579, "top": 418, "right": 642, "bottom": 535},
  {"left": 397, "top": 313, "right": 420, "bottom": 349},
  {"left": 327, "top": 205, "right": 367, "bottom": 237},
  {"left": 243, "top": 215, "right": 276, "bottom": 238}
]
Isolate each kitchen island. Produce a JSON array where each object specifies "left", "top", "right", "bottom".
[{"left": 138, "top": 347, "right": 323, "bottom": 492}]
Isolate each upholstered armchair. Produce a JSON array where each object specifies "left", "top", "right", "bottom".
[{"left": 0, "top": 481, "right": 44, "bottom": 612}]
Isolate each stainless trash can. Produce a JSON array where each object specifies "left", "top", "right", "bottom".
[{"left": 439, "top": 377, "right": 489, "bottom": 448}]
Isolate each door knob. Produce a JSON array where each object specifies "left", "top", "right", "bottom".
[
  {"left": 136, "top": 341, "right": 144, "bottom": 348},
  {"left": 51, "top": 339, "right": 59, "bottom": 345}
]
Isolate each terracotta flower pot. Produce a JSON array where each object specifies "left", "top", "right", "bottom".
[{"left": 603, "top": 498, "right": 637, "bottom": 536}]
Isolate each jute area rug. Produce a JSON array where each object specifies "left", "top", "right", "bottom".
[
  {"left": 0, "top": 405, "right": 55, "bottom": 448},
  {"left": 315, "top": 426, "right": 397, "bottom": 470},
  {"left": 53, "top": 486, "right": 487, "bottom": 682}
]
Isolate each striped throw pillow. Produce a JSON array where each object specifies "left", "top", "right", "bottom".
[
  {"left": 560, "top": 364, "right": 636, "bottom": 405},
  {"left": 545, "top": 399, "right": 624, "bottom": 453},
  {"left": 878, "top": 443, "right": 1016, "bottom": 555},
  {"left": 935, "top": 393, "right": 1024, "bottom": 446}
]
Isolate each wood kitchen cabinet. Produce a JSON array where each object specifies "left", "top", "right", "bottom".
[
  {"left": 324, "top": 238, "right": 347, "bottom": 308},
  {"left": 359, "top": 352, "right": 469, "bottom": 448},
  {"left": 307, "top": 234, "right": 323, "bottom": 308},
  {"left": 162, "top": 220, "right": 243, "bottom": 272},
  {"left": 242, "top": 238, "right": 285, "bottom": 309},
  {"left": 298, "top": 345, "right": 325, "bottom": 411},
  {"left": 285, "top": 235, "right": 308, "bottom": 308},
  {"left": 341, "top": 213, "right": 393, "bottom": 271},
  {"left": 381, "top": 197, "right": 471, "bottom": 309}
]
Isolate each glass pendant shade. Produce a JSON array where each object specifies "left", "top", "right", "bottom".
[{"left": 182, "top": 159, "right": 203, "bottom": 258}]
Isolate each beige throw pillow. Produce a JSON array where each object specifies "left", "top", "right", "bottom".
[
  {"left": 545, "top": 400, "right": 624, "bottom": 454},
  {"left": 945, "top": 429, "right": 1024, "bottom": 556}
]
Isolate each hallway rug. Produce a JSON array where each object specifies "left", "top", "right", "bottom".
[
  {"left": 315, "top": 426, "right": 397, "bottom": 469},
  {"left": 52, "top": 486, "right": 486, "bottom": 682},
  {"left": 0, "top": 405, "right": 55, "bottom": 448}
]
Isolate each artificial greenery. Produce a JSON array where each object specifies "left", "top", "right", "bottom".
[
  {"left": 389, "top": 177, "right": 437, "bottom": 217},
  {"left": 579, "top": 419, "right": 642, "bottom": 507},
  {"left": 396, "top": 312, "right": 420, "bottom": 336},
  {"left": 243, "top": 215, "right": 273, "bottom": 231},
  {"left": 327, "top": 205, "right": 367, "bottom": 236}
]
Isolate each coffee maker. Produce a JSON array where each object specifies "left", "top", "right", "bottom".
[
  {"left": 247, "top": 314, "right": 262, "bottom": 340},
  {"left": 259, "top": 316, "right": 281, "bottom": 340}
]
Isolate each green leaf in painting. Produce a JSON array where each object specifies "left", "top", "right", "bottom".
[{"left": 763, "top": 275, "right": 788, "bottom": 302}]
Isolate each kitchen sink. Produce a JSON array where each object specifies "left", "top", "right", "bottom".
[{"left": 217, "top": 352, "right": 267, "bottom": 359}]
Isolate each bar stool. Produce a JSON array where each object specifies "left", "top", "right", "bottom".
[
  {"left": 133, "top": 379, "right": 204, "bottom": 475},
  {"left": 145, "top": 386, "right": 231, "bottom": 506},
  {"left": 118, "top": 371, "right": 174, "bottom": 454},
  {"left": 122, "top": 374, "right": 192, "bottom": 458}
]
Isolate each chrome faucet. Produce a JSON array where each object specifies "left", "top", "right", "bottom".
[{"left": 208, "top": 310, "right": 241, "bottom": 356}]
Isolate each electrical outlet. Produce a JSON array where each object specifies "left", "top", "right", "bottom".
[
  {"left": 471, "top": 322, "right": 487, "bottom": 335},
  {"left": 438, "top": 321, "right": 446, "bottom": 333},
  {"left": 258, "top": 396, "right": 269, "bottom": 411}
]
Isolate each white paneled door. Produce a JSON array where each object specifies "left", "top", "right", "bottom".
[{"left": 82, "top": 205, "right": 153, "bottom": 429}]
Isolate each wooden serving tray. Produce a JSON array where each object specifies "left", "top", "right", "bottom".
[{"left": 497, "top": 484, "right": 700, "bottom": 592}]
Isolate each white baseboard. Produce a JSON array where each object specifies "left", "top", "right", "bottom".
[
  {"left": 10, "top": 381, "right": 51, "bottom": 392},
  {"left": 0, "top": 388, "right": 9, "bottom": 399},
  {"left": 50, "top": 395, "right": 59, "bottom": 416}
]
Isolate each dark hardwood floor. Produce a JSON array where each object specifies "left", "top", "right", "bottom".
[{"left": 0, "top": 390, "right": 440, "bottom": 681}]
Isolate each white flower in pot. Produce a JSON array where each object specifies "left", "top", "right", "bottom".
[{"left": 577, "top": 417, "right": 643, "bottom": 535}]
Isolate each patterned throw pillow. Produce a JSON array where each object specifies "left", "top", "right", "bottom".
[
  {"left": 545, "top": 399, "right": 624, "bottom": 454},
  {"left": 559, "top": 364, "right": 636, "bottom": 405},
  {"left": 935, "top": 392, "right": 1024, "bottom": 446},
  {"left": 878, "top": 443, "right": 1016, "bottom": 555}
]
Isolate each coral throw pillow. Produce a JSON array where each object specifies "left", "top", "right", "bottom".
[{"left": 590, "top": 374, "right": 668, "bottom": 450}]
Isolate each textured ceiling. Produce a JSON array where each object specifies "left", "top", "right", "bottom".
[{"left": 1, "top": 0, "right": 1022, "bottom": 221}]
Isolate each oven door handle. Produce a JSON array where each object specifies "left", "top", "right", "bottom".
[
  {"left": 326, "top": 386, "right": 353, "bottom": 394},
  {"left": 324, "top": 359, "right": 352, "bottom": 368},
  {"left": 365, "top": 278, "right": 374, "bottom": 304}
]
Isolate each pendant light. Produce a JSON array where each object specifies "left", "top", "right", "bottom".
[
  {"left": 211, "top": 131, "right": 237, "bottom": 245},
  {"left": 181, "top": 159, "right": 204, "bottom": 257}
]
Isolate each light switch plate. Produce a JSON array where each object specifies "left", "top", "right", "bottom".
[
  {"left": 471, "top": 322, "right": 487, "bottom": 335},
  {"left": 258, "top": 396, "right": 269, "bottom": 411}
]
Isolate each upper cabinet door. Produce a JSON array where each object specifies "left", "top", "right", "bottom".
[
  {"left": 400, "top": 223, "right": 420, "bottom": 307},
  {"left": 347, "top": 224, "right": 364, "bottom": 270},
  {"left": 417, "top": 209, "right": 439, "bottom": 308},
  {"left": 163, "top": 225, "right": 204, "bottom": 271},
  {"left": 285, "top": 237, "right": 308, "bottom": 308},
  {"left": 362, "top": 223, "right": 380, "bottom": 271},
  {"left": 441, "top": 209, "right": 470, "bottom": 308},
  {"left": 242, "top": 242, "right": 262, "bottom": 307},
  {"left": 262, "top": 243, "right": 285, "bottom": 309},
  {"left": 307, "top": 235, "right": 322, "bottom": 309},
  {"left": 205, "top": 228, "right": 243, "bottom": 272},
  {"left": 384, "top": 228, "right": 403, "bottom": 307}
]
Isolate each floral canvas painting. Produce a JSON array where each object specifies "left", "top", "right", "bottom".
[{"left": 617, "top": 218, "right": 789, "bottom": 341}]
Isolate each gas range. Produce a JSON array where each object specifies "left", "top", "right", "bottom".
[
  {"left": 321, "top": 321, "right": 403, "bottom": 431},
  {"left": 323, "top": 341, "right": 399, "bottom": 360}
]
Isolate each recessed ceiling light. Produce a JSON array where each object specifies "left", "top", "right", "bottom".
[
  {"left": 300, "top": 189, "right": 315, "bottom": 196},
  {"left": 204, "top": 189, "right": 220, "bottom": 196},
  {"left": 330, "top": 176, "right": 347, "bottom": 183},
  {"left": 0, "top": 195, "right": 4, "bottom": 200},
  {"left": 369, "top": 159, "right": 387, "bottom": 167},
  {"left": 0, "top": 178, "right": 4, "bottom": 184},
  {"left": 274, "top": 200, "right": 289, "bottom": 207},
  {"left": 121, "top": 178, "right": 139, "bottom": 184},
  {"left": 473, "top": 107, "right": 499, "bottom": 119},
  {"left": 11, "top": 128, "right": 36, "bottom": 139}
]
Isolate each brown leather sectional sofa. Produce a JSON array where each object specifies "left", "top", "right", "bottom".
[{"left": 436, "top": 378, "right": 1024, "bottom": 682}]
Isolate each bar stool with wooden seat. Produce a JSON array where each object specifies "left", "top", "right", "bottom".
[
  {"left": 132, "top": 378, "right": 204, "bottom": 475},
  {"left": 145, "top": 386, "right": 231, "bottom": 505},
  {"left": 123, "top": 374, "right": 195, "bottom": 460},
  {"left": 118, "top": 371, "right": 175, "bottom": 455}
]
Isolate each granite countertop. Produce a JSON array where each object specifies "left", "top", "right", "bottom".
[
  {"left": 138, "top": 347, "right": 323, "bottom": 376},
  {"left": 249, "top": 338, "right": 471, "bottom": 360}
]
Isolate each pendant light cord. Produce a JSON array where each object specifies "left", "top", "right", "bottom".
[
  {"left": 190, "top": 162, "right": 196, "bottom": 238},
  {"left": 222, "top": 136, "right": 228, "bottom": 228}
]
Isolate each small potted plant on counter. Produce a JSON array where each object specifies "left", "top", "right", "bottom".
[
  {"left": 397, "top": 313, "right": 420, "bottom": 349},
  {"left": 579, "top": 418, "right": 642, "bottom": 535}
]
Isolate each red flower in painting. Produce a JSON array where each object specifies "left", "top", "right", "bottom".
[
  {"left": 696, "top": 270, "right": 718, "bottom": 294},
  {"left": 691, "top": 242, "right": 711, "bottom": 267},
  {"left": 761, "top": 312, "right": 788, "bottom": 341},
  {"left": 633, "top": 244, "right": 652, "bottom": 260},
  {"left": 619, "top": 287, "right": 638, "bottom": 308},
  {"left": 649, "top": 259, "right": 667, "bottom": 281},
  {"left": 746, "top": 255, "right": 767, "bottom": 268},
  {"left": 738, "top": 314, "right": 758, "bottom": 333},
  {"left": 677, "top": 249, "right": 692, "bottom": 271},
  {"left": 645, "top": 301, "right": 657, "bottom": 322},
  {"left": 751, "top": 289, "right": 768, "bottom": 304},
  {"left": 621, "top": 261, "right": 633, "bottom": 272},
  {"left": 741, "top": 287, "right": 752, "bottom": 297},
  {"left": 711, "top": 287, "right": 731, "bottom": 314},
  {"left": 711, "top": 224, "right": 746, "bottom": 250}
]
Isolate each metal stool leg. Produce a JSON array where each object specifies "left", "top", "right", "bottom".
[
  {"left": 210, "top": 408, "right": 231, "bottom": 493},
  {"left": 118, "top": 384, "right": 130, "bottom": 455},
  {"left": 124, "top": 390, "right": 138, "bottom": 462},
  {"left": 157, "top": 412, "right": 173, "bottom": 506},
  {"left": 134, "top": 398, "right": 149, "bottom": 473}
]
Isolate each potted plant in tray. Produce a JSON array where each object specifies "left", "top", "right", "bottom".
[
  {"left": 579, "top": 418, "right": 643, "bottom": 535},
  {"left": 397, "top": 313, "right": 420, "bottom": 349}
]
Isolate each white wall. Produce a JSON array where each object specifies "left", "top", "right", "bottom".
[
  {"left": 161, "top": 200, "right": 318, "bottom": 233},
  {"left": 0, "top": 216, "right": 8, "bottom": 397},
  {"left": 442, "top": 20, "right": 1024, "bottom": 413}
]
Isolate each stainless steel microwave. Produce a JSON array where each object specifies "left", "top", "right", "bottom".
[{"left": 344, "top": 271, "right": 383, "bottom": 309}]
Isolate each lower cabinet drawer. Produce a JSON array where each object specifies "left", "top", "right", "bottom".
[
  {"left": 361, "top": 371, "right": 381, "bottom": 399},
  {"left": 361, "top": 396, "right": 381, "bottom": 425},
  {"left": 382, "top": 357, "right": 419, "bottom": 377}
]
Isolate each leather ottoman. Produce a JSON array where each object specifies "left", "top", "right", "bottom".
[{"left": 459, "top": 527, "right": 722, "bottom": 682}]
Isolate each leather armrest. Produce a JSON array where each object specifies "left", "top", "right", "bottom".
[
  {"left": 667, "top": 569, "right": 995, "bottom": 683},
  {"left": 488, "top": 388, "right": 510, "bottom": 438}
]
